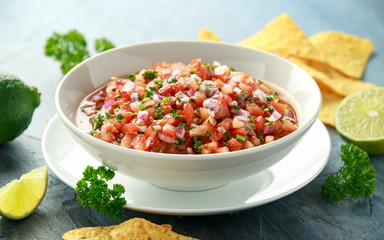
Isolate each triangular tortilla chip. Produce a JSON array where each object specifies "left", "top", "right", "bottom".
[
  {"left": 198, "top": 28, "right": 222, "bottom": 42},
  {"left": 310, "top": 31, "right": 374, "bottom": 79},
  {"left": 238, "top": 14, "right": 325, "bottom": 62},
  {"left": 289, "top": 57, "right": 376, "bottom": 96}
]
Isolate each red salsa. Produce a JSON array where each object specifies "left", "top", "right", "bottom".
[{"left": 76, "top": 59, "right": 298, "bottom": 154}]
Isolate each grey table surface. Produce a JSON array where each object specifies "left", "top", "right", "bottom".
[{"left": 1, "top": 0, "right": 384, "bottom": 239}]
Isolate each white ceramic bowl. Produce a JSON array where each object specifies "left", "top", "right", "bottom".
[{"left": 55, "top": 40, "right": 321, "bottom": 191}]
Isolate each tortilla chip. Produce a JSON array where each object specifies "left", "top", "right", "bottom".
[
  {"left": 62, "top": 218, "right": 198, "bottom": 240},
  {"left": 198, "top": 28, "right": 222, "bottom": 42},
  {"left": 319, "top": 85, "right": 344, "bottom": 127},
  {"left": 289, "top": 57, "right": 376, "bottom": 96},
  {"left": 310, "top": 31, "right": 374, "bottom": 79},
  {"left": 238, "top": 14, "right": 325, "bottom": 62}
]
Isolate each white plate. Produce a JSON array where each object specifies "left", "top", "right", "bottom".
[{"left": 42, "top": 115, "right": 330, "bottom": 216}]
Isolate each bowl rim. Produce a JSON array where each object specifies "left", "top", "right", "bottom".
[{"left": 55, "top": 40, "right": 322, "bottom": 160}]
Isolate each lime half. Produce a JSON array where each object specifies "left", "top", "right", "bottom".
[
  {"left": 0, "top": 166, "right": 48, "bottom": 220},
  {"left": 335, "top": 87, "right": 384, "bottom": 155}
]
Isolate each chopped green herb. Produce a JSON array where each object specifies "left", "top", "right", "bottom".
[
  {"left": 127, "top": 72, "right": 138, "bottom": 81},
  {"left": 193, "top": 137, "right": 202, "bottom": 153},
  {"left": 105, "top": 112, "right": 114, "bottom": 119},
  {"left": 75, "top": 165, "right": 126, "bottom": 220},
  {"left": 154, "top": 109, "right": 165, "bottom": 119},
  {"left": 229, "top": 66, "right": 236, "bottom": 72},
  {"left": 143, "top": 70, "right": 158, "bottom": 82},
  {"left": 91, "top": 114, "right": 104, "bottom": 131},
  {"left": 248, "top": 116, "right": 255, "bottom": 122},
  {"left": 236, "top": 134, "right": 246, "bottom": 143}
]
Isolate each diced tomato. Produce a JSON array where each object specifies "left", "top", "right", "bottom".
[
  {"left": 132, "top": 134, "right": 147, "bottom": 150},
  {"left": 158, "top": 85, "right": 173, "bottom": 96},
  {"left": 214, "top": 97, "right": 229, "bottom": 119},
  {"left": 189, "top": 122, "right": 216, "bottom": 137},
  {"left": 227, "top": 138, "right": 243, "bottom": 151},
  {"left": 121, "top": 134, "right": 134, "bottom": 148},
  {"left": 230, "top": 127, "right": 247, "bottom": 136},
  {"left": 145, "top": 124, "right": 159, "bottom": 138},
  {"left": 187, "top": 78, "right": 200, "bottom": 91},
  {"left": 122, "top": 123, "right": 140, "bottom": 135},
  {"left": 217, "top": 118, "right": 232, "bottom": 130},
  {"left": 94, "top": 131, "right": 116, "bottom": 143},
  {"left": 105, "top": 123, "right": 118, "bottom": 134},
  {"left": 162, "top": 123, "right": 177, "bottom": 138},
  {"left": 246, "top": 103, "right": 264, "bottom": 117},
  {"left": 183, "top": 103, "right": 194, "bottom": 124},
  {"left": 199, "top": 107, "right": 210, "bottom": 121},
  {"left": 270, "top": 99, "right": 287, "bottom": 114},
  {"left": 253, "top": 116, "right": 265, "bottom": 132},
  {"left": 191, "top": 91, "right": 206, "bottom": 108},
  {"left": 216, "top": 146, "right": 230, "bottom": 153}
]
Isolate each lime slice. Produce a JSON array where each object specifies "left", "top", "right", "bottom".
[
  {"left": 0, "top": 166, "right": 48, "bottom": 220},
  {"left": 335, "top": 87, "right": 384, "bottom": 155}
]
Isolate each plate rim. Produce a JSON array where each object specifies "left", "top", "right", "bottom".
[{"left": 42, "top": 114, "right": 330, "bottom": 216}]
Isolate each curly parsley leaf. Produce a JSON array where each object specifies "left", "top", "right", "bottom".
[
  {"left": 75, "top": 165, "right": 126, "bottom": 219},
  {"left": 45, "top": 30, "right": 115, "bottom": 74},
  {"left": 45, "top": 30, "right": 90, "bottom": 74},
  {"left": 321, "top": 144, "right": 377, "bottom": 206},
  {"left": 95, "top": 38, "right": 115, "bottom": 53}
]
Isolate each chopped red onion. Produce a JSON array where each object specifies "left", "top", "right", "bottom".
[
  {"left": 180, "top": 96, "right": 190, "bottom": 103},
  {"left": 172, "top": 69, "right": 182, "bottom": 77},
  {"left": 153, "top": 125, "right": 161, "bottom": 131},
  {"left": 239, "top": 109, "right": 250, "bottom": 116},
  {"left": 187, "top": 88, "right": 195, "bottom": 96},
  {"left": 137, "top": 125, "right": 147, "bottom": 132},
  {"left": 102, "top": 99, "right": 115, "bottom": 109},
  {"left": 234, "top": 115, "right": 250, "bottom": 123},
  {"left": 263, "top": 124, "right": 274, "bottom": 135},
  {"left": 93, "top": 91, "right": 105, "bottom": 101},
  {"left": 253, "top": 89, "right": 266, "bottom": 102},
  {"left": 158, "top": 132, "right": 178, "bottom": 144},
  {"left": 251, "top": 97, "right": 260, "bottom": 104},
  {"left": 145, "top": 137, "right": 153, "bottom": 149},
  {"left": 230, "top": 108, "right": 240, "bottom": 115},
  {"left": 130, "top": 92, "right": 139, "bottom": 102},
  {"left": 228, "top": 101, "right": 238, "bottom": 107},
  {"left": 203, "top": 99, "right": 219, "bottom": 111},
  {"left": 233, "top": 87, "right": 242, "bottom": 95},
  {"left": 153, "top": 94, "right": 163, "bottom": 102},
  {"left": 176, "top": 126, "right": 185, "bottom": 139},
  {"left": 137, "top": 110, "right": 148, "bottom": 122},
  {"left": 116, "top": 80, "right": 123, "bottom": 85},
  {"left": 268, "top": 111, "right": 281, "bottom": 122}
]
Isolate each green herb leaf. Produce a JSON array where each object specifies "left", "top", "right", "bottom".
[
  {"left": 75, "top": 165, "right": 126, "bottom": 219},
  {"left": 95, "top": 38, "right": 115, "bottom": 53},
  {"left": 143, "top": 70, "right": 158, "bottom": 82},
  {"left": 91, "top": 114, "right": 105, "bottom": 131},
  {"left": 45, "top": 30, "right": 90, "bottom": 74},
  {"left": 321, "top": 144, "right": 377, "bottom": 204}
]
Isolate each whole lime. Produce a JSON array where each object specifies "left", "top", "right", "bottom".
[{"left": 0, "top": 71, "right": 40, "bottom": 143}]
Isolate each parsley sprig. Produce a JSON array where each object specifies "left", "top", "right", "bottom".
[
  {"left": 75, "top": 165, "right": 126, "bottom": 219},
  {"left": 321, "top": 144, "right": 376, "bottom": 213},
  {"left": 45, "top": 30, "right": 115, "bottom": 74}
]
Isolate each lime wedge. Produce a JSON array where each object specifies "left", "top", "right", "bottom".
[
  {"left": 0, "top": 166, "right": 48, "bottom": 220},
  {"left": 335, "top": 87, "right": 384, "bottom": 155}
]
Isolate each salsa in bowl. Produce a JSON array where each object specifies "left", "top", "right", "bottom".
[
  {"left": 76, "top": 59, "right": 298, "bottom": 154},
  {"left": 56, "top": 41, "right": 320, "bottom": 191}
]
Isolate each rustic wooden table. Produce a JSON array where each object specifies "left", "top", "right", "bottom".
[{"left": 1, "top": 0, "right": 383, "bottom": 239}]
